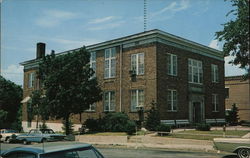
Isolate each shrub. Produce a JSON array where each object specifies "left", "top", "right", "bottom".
[
  {"left": 85, "top": 118, "right": 99, "bottom": 132},
  {"left": 157, "top": 123, "right": 171, "bottom": 132},
  {"left": 195, "top": 123, "right": 211, "bottom": 131},
  {"left": 145, "top": 101, "right": 161, "bottom": 131},
  {"left": 102, "top": 112, "right": 130, "bottom": 132},
  {"left": 125, "top": 120, "right": 136, "bottom": 135}
]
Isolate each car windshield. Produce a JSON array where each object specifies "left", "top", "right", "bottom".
[
  {"left": 4, "top": 130, "right": 17, "bottom": 133},
  {"left": 40, "top": 129, "right": 55, "bottom": 134},
  {"left": 40, "top": 147, "right": 102, "bottom": 158}
]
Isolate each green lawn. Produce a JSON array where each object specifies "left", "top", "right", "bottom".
[
  {"left": 83, "top": 130, "right": 148, "bottom": 136},
  {"left": 166, "top": 130, "right": 249, "bottom": 141},
  {"left": 84, "top": 132, "right": 128, "bottom": 136}
]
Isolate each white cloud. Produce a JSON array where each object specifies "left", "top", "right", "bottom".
[
  {"left": 151, "top": 0, "right": 190, "bottom": 17},
  {"left": 88, "top": 20, "right": 125, "bottom": 31},
  {"left": 35, "top": 9, "right": 78, "bottom": 27},
  {"left": 209, "top": 39, "right": 220, "bottom": 50},
  {"left": 88, "top": 16, "right": 116, "bottom": 24},
  {"left": 1, "top": 65, "right": 23, "bottom": 86},
  {"left": 224, "top": 56, "right": 247, "bottom": 77},
  {"left": 48, "top": 38, "right": 101, "bottom": 51}
]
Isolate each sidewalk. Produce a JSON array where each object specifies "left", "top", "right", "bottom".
[
  {"left": 75, "top": 134, "right": 214, "bottom": 152},
  {"left": 75, "top": 126, "right": 250, "bottom": 152}
]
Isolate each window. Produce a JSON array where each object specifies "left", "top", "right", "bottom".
[
  {"left": 188, "top": 59, "right": 203, "bottom": 84},
  {"left": 90, "top": 52, "right": 96, "bottom": 77},
  {"left": 131, "top": 90, "right": 144, "bottom": 112},
  {"left": 167, "top": 53, "right": 177, "bottom": 76},
  {"left": 86, "top": 103, "right": 96, "bottom": 112},
  {"left": 104, "top": 91, "right": 115, "bottom": 112},
  {"left": 225, "top": 87, "right": 229, "bottom": 98},
  {"left": 211, "top": 64, "right": 219, "bottom": 83},
  {"left": 28, "top": 72, "right": 35, "bottom": 88},
  {"left": 167, "top": 90, "right": 177, "bottom": 111},
  {"left": 212, "top": 94, "right": 219, "bottom": 112},
  {"left": 131, "top": 53, "right": 144, "bottom": 75},
  {"left": 104, "top": 48, "right": 116, "bottom": 78}
]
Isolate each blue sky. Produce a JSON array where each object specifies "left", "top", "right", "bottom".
[{"left": 0, "top": 0, "right": 247, "bottom": 86}]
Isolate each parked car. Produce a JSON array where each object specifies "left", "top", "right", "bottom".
[
  {"left": 15, "top": 129, "right": 66, "bottom": 145},
  {"left": 0, "top": 129, "right": 20, "bottom": 143},
  {"left": 214, "top": 138, "right": 250, "bottom": 158},
  {"left": 0, "top": 142, "right": 104, "bottom": 158}
]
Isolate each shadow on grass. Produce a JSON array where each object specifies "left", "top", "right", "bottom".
[{"left": 222, "top": 154, "right": 237, "bottom": 158}]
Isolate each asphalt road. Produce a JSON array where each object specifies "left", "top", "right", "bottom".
[
  {"left": 0, "top": 143, "right": 237, "bottom": 158},
  {"left": 98, "top": 147, "right": 237, "bottom": 158}
]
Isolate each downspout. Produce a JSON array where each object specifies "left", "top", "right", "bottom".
[{"left": 119, "top": 44, "right": 123, "bottom": 112}]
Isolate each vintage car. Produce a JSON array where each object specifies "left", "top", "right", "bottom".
[
  {"left": 0, "top": 142, "right": 105, "bottom": 158},
  {"left": 15, "top": 129, "right": 66, "bottom": 145},
  {"left": 0, "top": 129, "right": 20, "bottom": 143},
  {"left": 214, "top": 138, "right": 250, "bottom": 158}
]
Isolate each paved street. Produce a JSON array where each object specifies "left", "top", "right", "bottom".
[
  {"left": 0, "top": 143, "right": 237, "bottom": 158},
  {"left": 99, "top": 147, "right": 236, "bottom": 158}
]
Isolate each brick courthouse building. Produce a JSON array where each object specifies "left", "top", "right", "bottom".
[{"left": 21, "top": 30, "right": 225, "bottom": 132}]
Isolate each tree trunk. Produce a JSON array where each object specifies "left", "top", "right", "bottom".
[{"left": 64, "top": 114, "right": 70, "bottom": 135}]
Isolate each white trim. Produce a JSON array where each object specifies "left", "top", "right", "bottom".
[
  {"left": 131, "top": 53, "right": 144, "bottom": 75},
  {"left": 167, "top": 53, "right": 177, "bottom": 76},
  {"left": 104, "top": 91, "right": 115, "bottom": 112},
  {"left": 211, "top": 64, "right": 219, "bottom": 83},
  {"left": 212, "top": 94, "right": 219, "bottom": 112},
  {"left": 188, "top": 58, "right": 203, "bottom": 84},
  {"left": 104, "top": 48, "right": 116, "bottom": 79},
  {"left": 167, "top": 89, "right": 177, "bottom": 111}
]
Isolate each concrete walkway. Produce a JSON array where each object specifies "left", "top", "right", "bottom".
[
  {"left": 76, "top": 134, "right": 214, "bottom": 152},
  {"left": 75, "top": 126, "right": 250, "bottom": 152},
  {"left": 242, "top": 132, "right": 250, "bottom": 138}
]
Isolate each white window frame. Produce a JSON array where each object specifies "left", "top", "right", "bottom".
[
  {"left": 104, "top": 48, "right": 116, "bottom": 79},
  {"left": 131, "top": 53, "right": 144, "bottom": 75},
  {"left": 167, "top": 53, "right": 177, "bottom": 76},
  {"left": 86, "top": 103, "right": 96, "bottom": 112},
  {"left": 188, "top": 59, "right": 203, "bottom": 84},
  {"left": 90, "top": 51, "right": 96, "bottom": 77},
  {"left": 104, "top": 91, "right": 115, "bottom": 112},
  {"left": 211, "top": 64, "right": 219, "bottom": 83},
  {"left": 131, "top": 89, "right": 144, "bottom": 112},
  {"left": 212, "top": 94, "right": 219, "bottom": 112},
  {"left": 28, "top": 72, "right": 35, "bottom": 88},
  {"left": 167, "top": 89, "right": 177, "bottom": 112}
]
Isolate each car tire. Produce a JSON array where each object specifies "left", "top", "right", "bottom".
[
  {"left": 23, "top": 139, "right": 29, "bottom": 145},
  {"left": 41, "top": 138, "right": 47, "bottom": 143},
  {"left": 5, "top": 137, "right": 10, "bottom": 144},
  {"left": 238, "top": 148, "right": 250, "bottom": 158}
]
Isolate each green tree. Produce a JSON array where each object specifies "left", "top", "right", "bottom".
[
  {"left": 216, "top": 0, "right": 249, "bottom": 76},
  {"left": 29, "top": 90, "right": 49, "bottom": 128},
  {"left": 226, "top": 103, "right": 239, "bottom": 125},
  {"left": 0, "top": 110, "right": 8, "bottom": 127},
  {"left": 0, "top": 76, "right": 22, "bottom": 129},
  {"left": 38, "top": 47, "right": 102, "bottom": 135},
  {"left": 145, "top": 101, "right": 161, "bottom": 131}
]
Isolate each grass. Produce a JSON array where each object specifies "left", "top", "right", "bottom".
[
  {"left": 83, "top": 132, "right": 128, "bottom": 136},
  {"left": 82, "top": 130, "right": 148, "bottom": 136},
  {"left": 166, "top": 130, "right": 249, "bottom": 141}
]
